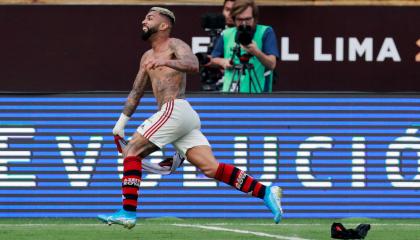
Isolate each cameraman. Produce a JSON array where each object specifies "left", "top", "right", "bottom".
[
  {"left": 210, "top": 0, "right": 279, "bottom": 93},
  {"left": 197, "top": 0, "right": 235, "bottom": 91}
]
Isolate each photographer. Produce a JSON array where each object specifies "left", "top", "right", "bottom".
[{"left": 211, "top": 0, "right": 279, "bottom": 93}]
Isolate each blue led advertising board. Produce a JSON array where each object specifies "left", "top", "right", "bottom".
[{"left": 0, "top": 93, "right": 419, "bottom": 218}]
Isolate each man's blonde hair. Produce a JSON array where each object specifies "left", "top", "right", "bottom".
[{"left": 150, "top": 7, "right": 176, "bottom": 24}]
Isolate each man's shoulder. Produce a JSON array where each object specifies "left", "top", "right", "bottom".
[
  {"left": 257, "top": 25, "right": 276, "bottom": 40},
  {"left": 169, "top": 38, "right": 188, "bottom": 45},
  {"left": 257, "top": 24, "right": 273, "bottom": 31},
  {"left": 221, "top": 27, "right": 236, "bottom": 40},
  {"left": 222, "top": 27, "right": 236, "bottom": 35},
  {"left": 142, "top": 49, "right": 153, "bottom": 59}
]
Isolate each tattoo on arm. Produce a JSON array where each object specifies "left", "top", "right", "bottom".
[
  {"left": 123, "top": 54, "right": 150, "bottom": 116},
  {"left": 167, "top": 38, "right": 199, "bottom": 73}
]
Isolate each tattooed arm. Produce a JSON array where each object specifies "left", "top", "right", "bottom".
[
  {"left": 144, "top": 39, "right": 198, "bottom": 73},
  {"left": 123, "top": 51, "right": 151, "bottom": 117},
  {"left": 166, "top": 38, "right": 199, "bottom": 73},
  {"left": 113, "top": 51, "right": 150, "bottom": 138}
]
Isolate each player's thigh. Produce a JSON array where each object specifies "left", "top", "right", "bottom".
[
  {"left": 138, "top": 100, "right": 193, "bottom": 151},
  {"left": 123, "top": 132, "right": 159, "bottom": 158}
]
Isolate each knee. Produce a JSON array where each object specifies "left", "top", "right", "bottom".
[
  {"left": 122, "top": 148, "right": 134, "bottom": 158},
  {"left": 122, "top": 136, "right": 156, "bottom": 158},
  {"left": 122, "top": 142, "right": 144, "bottom": 158}
]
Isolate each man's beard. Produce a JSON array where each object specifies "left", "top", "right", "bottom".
[{"left": 141, "top": 26, "right": 158, "bottom": 41}]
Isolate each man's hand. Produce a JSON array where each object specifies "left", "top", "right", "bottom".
[
  {"left": 240, "top": 41, "right": 260, "bottom": 56},
  {"left": 221, "top": 59, "right": 233, "bottom": 69},
  {"left": 203, "top": 55, "right": 213, "bottom": 67},
  {"left": 144, "top": 58, "right": 168, "bottom": 70},
  {"left": 113, "top": 113, "right": 130, "bottom": 138},
  {"left": 241, "top": 40, "right": 277, "bottom": 70}
]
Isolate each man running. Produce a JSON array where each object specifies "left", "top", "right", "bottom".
[{"left": 98, "top": 7, "right": 282, "bottom": 229}]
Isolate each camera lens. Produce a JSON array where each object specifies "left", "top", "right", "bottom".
[{"left": 236, "top": 25, "right": 253, "bottom": 45}]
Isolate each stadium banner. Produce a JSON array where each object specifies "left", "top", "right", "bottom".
[
  {"left": 0, "top": 5, "right": 419, "bottom": 92},
  {"left": 1, "top": 93, "right": 420, "bottom": 218}
]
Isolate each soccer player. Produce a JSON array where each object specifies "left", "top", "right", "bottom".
[{"left": 97, "top": 7, "right": 282, "bottom": 229}]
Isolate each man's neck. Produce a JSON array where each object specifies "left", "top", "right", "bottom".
[{"left": 150, "top": 34, "right": 170, "bottom": 52}]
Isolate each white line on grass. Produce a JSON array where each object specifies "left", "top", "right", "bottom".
[
  {"left": 200, "top": 223, "right": 325, "bottom": 226},
  {"left": 1, "top": 223, "right": 420, "bottom": 227},
  {"left": 186, "top": 223, "right": 420, "bottom": 227},
  {"left": 172, "top": 223, "right": 312, "bottom": 240},
  {"left": 0, "top": 224, "right": 103, "bottom": 227}
]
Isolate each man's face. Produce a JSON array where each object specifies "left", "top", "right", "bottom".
[
  {"left": 234, "top": 6, "right": 255, "bottom": 29},
  {"left": 223, "top": 1, "right": 235, "bottom": 27},
  {"left": 141, "top": 11, "right": 161, "bottom": 41}
]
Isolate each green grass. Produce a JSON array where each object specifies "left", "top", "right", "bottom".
[{"left": 0, "top": 218, "right": 419, "bottom": 240}]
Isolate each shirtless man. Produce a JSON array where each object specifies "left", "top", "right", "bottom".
[{"left": 98, "top": 7, "right": 282, "bottom": 229}]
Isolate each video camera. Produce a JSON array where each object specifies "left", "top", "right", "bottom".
[
  {"left": 201, "top": 12, "right": 225, "bottom": 33},
  {"left": 195, "top": 13, "right": 225, "bottom": 91},
  {"left": 236, "top": 24, "right": 254, "bottom": 46},
  {"left": 230, "top": 24, "right": 255, "bottom": 65}
]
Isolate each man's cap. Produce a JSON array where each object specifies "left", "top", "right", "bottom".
[{"left": 150, "top": 7, "right": 176, "bottom": 24}]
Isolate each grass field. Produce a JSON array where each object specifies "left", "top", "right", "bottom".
[{"left": 0, "top": 218, "right": 419, "bottom": 240}]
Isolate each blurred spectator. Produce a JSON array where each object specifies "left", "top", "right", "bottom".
[{"left": 223, "top": 0, "right": 235, "bottom": 28}]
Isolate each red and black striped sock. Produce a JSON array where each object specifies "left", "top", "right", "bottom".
[
  {"left": 214, "top": 163, "right": 266, "bottom": 199},
  {"left": 122, "top": 156, "right": 142, "bottom": 212}
]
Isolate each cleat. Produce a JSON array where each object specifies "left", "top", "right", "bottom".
[
  {"left": 97, "top": 209, "right": 137, "bottom": 229},
  {"left": 263, "top": 186, "right": 283, "bottom": 224}
]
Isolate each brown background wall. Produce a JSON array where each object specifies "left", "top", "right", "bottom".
[
  {"left": 0, "top": 5, "right": 419, "bottom": 92},
  {"left": 1, "top": 0, "right": 420, "bottom": 5}
]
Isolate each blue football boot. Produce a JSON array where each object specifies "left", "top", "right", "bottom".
[
  {"left": 263, "top": 186, "right": 283, "bottom": 224},
  {"left": 97, "top": 209, "right": 136, "bottom": 229}
]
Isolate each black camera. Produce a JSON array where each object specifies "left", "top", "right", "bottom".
[
  {"left": 195, "top": 52, "right": 211, "bottom": 65},
  {"left": 236, "top": 25, "right": 254, "bottom": 46},
  {"left": 201, "top": 12, "right": 225, "bottom": 31},
  {"left": 196, "top": 13, "right": 225, "bottom": 91}
]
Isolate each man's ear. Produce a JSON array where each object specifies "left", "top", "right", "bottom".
[{"left": 159, "top": 22, "right": 169, "bottom": 31}]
